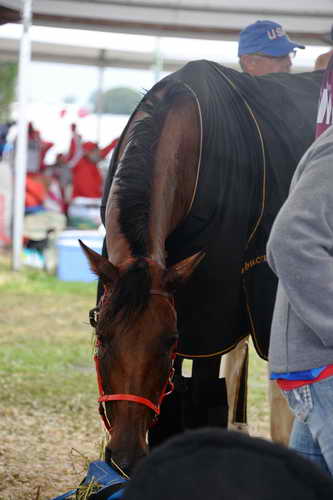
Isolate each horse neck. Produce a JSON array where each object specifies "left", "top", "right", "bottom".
[{"left": 105, "top": 93, "right": 200, "bottom": 268}]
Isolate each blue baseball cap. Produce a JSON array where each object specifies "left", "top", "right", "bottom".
[{"left": 238, "top": 20, "right": 305, "bottom": 57}]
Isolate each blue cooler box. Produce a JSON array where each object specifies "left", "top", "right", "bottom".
[{"left": 56, "top": 230, "right": 104, "bottom": 282}]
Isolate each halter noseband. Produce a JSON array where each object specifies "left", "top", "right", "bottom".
[{"left": 91, "top": 289, "right": 177, "bottom": 433}]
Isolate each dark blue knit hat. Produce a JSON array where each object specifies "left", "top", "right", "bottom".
[{"left": 124, "top": 428, "right": 333, "bottom": 500}]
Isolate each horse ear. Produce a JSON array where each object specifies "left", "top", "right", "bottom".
[
  {"left": 79, "top": 240, "right": 118, "bottom": 283},
  {"left": 163, "top": 251, "right": 205, "bottom": 289}
]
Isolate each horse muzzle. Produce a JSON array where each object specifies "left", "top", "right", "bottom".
[{"left": 105, "top": 442, "right": 148, "bottom": 476}]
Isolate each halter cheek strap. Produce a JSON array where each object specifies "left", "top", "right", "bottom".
[{"left": 93, "top": 289, "right": 177, "bottom": 433}]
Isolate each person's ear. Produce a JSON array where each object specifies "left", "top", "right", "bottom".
[{"left": 240, "top": 55, "right": 256, "bottom": 74}]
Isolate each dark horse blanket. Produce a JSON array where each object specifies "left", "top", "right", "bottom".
[{"left": 102, "top": 60, "right": 323, "bottom": 360}]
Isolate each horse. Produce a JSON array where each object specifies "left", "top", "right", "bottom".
[{"left": 80, "top": 60, "right": 323, "bottom": 474}]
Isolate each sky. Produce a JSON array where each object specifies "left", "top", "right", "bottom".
[{"left": 0, "top": 23, "right": 330, "bottom": 105}]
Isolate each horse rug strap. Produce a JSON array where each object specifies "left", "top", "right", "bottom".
[{"left": 50, "top": 460, "right": 129, "bottom": 500}]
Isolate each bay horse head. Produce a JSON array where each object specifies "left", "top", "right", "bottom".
[{"left": 80, "top": 240, "right": 204, "bottom": 474}]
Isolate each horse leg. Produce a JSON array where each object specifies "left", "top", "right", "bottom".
[
  {"left": 269, "top": 378, "right": 294, "bottom": 445},
  {"left": 186, "top": 355, "right": 228, "bottom": 429},
  {"left": 221, "top": 337, "right": 249, "bottom": 433},
  {"left": 221, "top": 339, "right": 293, "bottom": 442},
  {"left": 150, "top": 355, "right": 228, "bottom": 448}
]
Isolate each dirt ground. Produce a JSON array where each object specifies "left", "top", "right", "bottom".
[
  {"left": 0, "top": 406, "right": 103, "bottom": 500},
  {"left": 0, "top": 403, "right": 269, "bottom": 500}
]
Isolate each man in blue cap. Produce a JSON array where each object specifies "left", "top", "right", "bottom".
[{"left": 238, "top": 20, "right": 305, "bottom": 75}]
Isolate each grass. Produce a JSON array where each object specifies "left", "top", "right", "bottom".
[
  {"left": 0, "top": 256, "right": 97, "bottom": 294},
  {"left": 0, "top": 256, "right": 98, "bottom": 415},
  {"left": 248, "top": 346, "right": 270, "bottom": 433}
]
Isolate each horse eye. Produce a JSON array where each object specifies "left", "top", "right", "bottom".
[{"left": 89, "top": 307, "right": 99, "bottom": 328}]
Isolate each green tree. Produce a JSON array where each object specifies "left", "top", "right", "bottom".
[
  {"left": 91, "top": 86, "right": 142, "bottom": 115},
  {"left": 0, "top": 62, "right": 17, "bottom": 122}
]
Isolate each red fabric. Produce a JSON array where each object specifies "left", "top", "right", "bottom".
[
  {"left": 71, "top": 139, "right": 118, "bottom": 199},
  {"left": 100, "top": 138, "right": 119, "bottom": 158},
  {"left": 277, "top": 364, "right": 333, "bottom": 391},
  {"left": 72, "top": 156, "right": 102, "bottom": 198},
  {"left": 83, "top": 141, "right": 97, "bottom": 152},
  {"left": 25, "top": 175, "right": 46, "bottom": 207}
]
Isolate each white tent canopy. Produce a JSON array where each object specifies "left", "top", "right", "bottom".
[
  {"left": 0, "top": 35, "right": 195, "bottom": 71},
  {"left": 0, "top": 0, "right": 332, "bottom": 46}
]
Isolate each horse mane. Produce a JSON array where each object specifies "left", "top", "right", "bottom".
[
  {"left": 98, "top": 259, "right": 152, "bottom": 333},
  {"left": 114, "top": 81, "right": 191, "bottom": 257}
]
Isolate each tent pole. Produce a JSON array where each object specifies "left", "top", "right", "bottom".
[
  {"left": 96, "top": 49, "right": 105, "bottom": 145},
  {"left": 153, "top": 37, "right": 163, "bottom": 83},
  {"left": 12, "top": 0, "right": 32, "bottom": 271}
]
